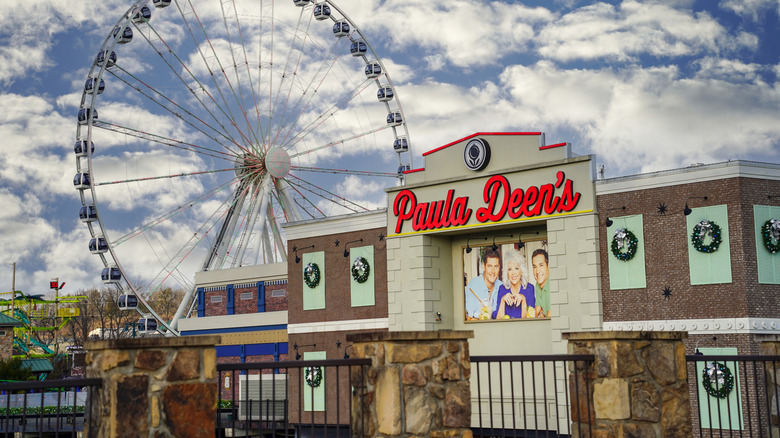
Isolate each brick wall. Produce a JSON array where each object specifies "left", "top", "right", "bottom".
[
  {"left": 598, "top": 176, "right": 780, "bottom": 323},
  {"left": 233, "top": 284, "right": 256, "bottom": 314},
  {"left": 287, "top": 227, "right": 388, "bottom": 325},
  {"left": 265, "top": 281, "right": 288, "bottom": 312},
  {"left": 203, "top": 281, "right": 287, "bottom": 316},
  {"left": 204, "top": 287, "right": 228, "bottom": 317}
]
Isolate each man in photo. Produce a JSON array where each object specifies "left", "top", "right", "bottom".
[
  {"left": 465, "top": 248, "right": 502, "bottom": 320},
  {"left": 532, "top": 249, "right": 551, "bottom": 318}
]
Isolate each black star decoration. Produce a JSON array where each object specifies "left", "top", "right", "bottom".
[
  {"left": 658, "top": 203, "right": 668, "bottom": 215},
  {"left": 334, "top": 240, "right": 340, "bottom": 246},
  {"left": 336, "top": 340, "right": 342, "bottom": 348},
  {"left": 662, "top": 287, "right": 672, "bottom": 299},
  {"left": 379, "top": 233, "right": 384, "bottom": 241}
]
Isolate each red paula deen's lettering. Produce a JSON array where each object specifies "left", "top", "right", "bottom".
[
  {"left": 393, "top": 189, "right": 472, "bottom": 234},
  {"left": 392, "top": 171, "right": 582, "bottom": 233}
]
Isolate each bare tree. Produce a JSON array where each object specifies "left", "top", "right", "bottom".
[
  {"left": 62, "top": 287, "right": 137, "bottom": 346},
  {"left": 145, "top": 287, "right": 186, "bottom": 323}
]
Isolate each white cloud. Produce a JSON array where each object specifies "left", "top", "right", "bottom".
[
  {"left": 424, "top": 54, "right": 447, "bottom": 72},
  {"left": 720, "top": 0, "right": 776, "bottom": 21},
  {"left": 343, "top": 0, "right": 551, "bottom": 68},
  {"left": 693, "top": 57, "right": 764, "bottom": 82},
  {"left": 536, "top": 1, "right": 752, "bottom": 62},
  {"left": 0, "top": 0, "right": 126, "bottom": 85},
  {"left": 498, "top": 61, "right": 780, "bottom": 173}
]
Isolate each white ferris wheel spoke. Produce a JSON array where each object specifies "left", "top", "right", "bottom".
[{"left": 131, "top": 14, "right": 248, "bottom": 149}]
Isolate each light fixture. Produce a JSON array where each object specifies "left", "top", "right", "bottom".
[
  {"left": 694, "top": 336, "right": 717, "bottom": 355},
  {"left": 465, "top": 236, "right": 487, "bottom": 253},
  {"left": 292, "top": 245, "right": 314, "bottom": 264},
  {"left": 343, "top": 238, "right": 364, "bottom": 257},
  {"left": 516, "top": 231, "right": 540, "bottom": 250},
  {"left": 683, "top": 196, "right": 708, "bottom": 216},
  {"left": 343, "top": 344, "right": 353, "bottom": 359},
  {"left": 604, "top": 206, "right": 626, "bottom": 227},
  {"left": 293, "top": 342, "right": 317, "bottom": 360},
  {"left": 491, "top": 235, "right": 513, "bottom": 251}
]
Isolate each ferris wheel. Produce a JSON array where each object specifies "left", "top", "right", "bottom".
[{"left": 74, "top": 0, "right": 412, "bottom": 336}]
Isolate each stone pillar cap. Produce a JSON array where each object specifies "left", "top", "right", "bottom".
[
  {"left": 347, "top": 330, "right": 474, "bottom": 343},
  {"left": 562, "top": 331, "right": 687, "bottom": 341},
  {"left": 84, "top": 335, "right": 221, "bottom": 351}
]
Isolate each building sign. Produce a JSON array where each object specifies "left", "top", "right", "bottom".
[{"left": 390, "top": 170, "right": 588, "bottom": 235}]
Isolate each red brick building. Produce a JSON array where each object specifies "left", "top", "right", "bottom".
[
  {"left": 597, "top": 160, "right": 780, "bottom": 354},
  {"left": 178, "top": 263, "right": 290, "bottom": 393}
]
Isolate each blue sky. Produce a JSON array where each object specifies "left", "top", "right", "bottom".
[{"left": 1, "top": 0, "right": 779, "bottom": 298}]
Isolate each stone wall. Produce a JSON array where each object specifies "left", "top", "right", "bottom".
[
  {"left": 347, "top": 331, "right": 473, "bottom": 437},
  {"left": 84, "top": 335, "right": 220, "bottom": 438},
  {"left": 0, "top": 325, "right": 15, "bottom": 359},
  {"left": 564, "top": 331, "right": 691, "bottom": 438}
]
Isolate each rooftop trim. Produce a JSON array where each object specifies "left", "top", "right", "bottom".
[
  {"left": 597, "top": 160, "right": 780, "bottom": 194},
  {"left": 422, "top": 132, "right": 542, "bottom": 157}
]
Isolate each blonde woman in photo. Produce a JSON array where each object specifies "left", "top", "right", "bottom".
[{"left": 492, "top": 249, "right": 535, "bottom": 319}]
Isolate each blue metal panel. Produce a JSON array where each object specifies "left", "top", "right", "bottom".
[
  {"left": 257, "top": 281, "right": 265, "bottom": 313},
  {"left": 226, "top": 284, "right": 234, "bottom": 315},
  {"left": 246, "top": 343, "right": 275, "bottom": 356},
  {"left": 196, "top": 288, "right": 205, "bottom": 317},
  {"left": 216, "top": 345, "right": 242, "bottom": 357}
]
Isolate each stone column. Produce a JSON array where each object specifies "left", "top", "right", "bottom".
[
  {"left": 563, "top": 331, "right": 691, "bottom": 438},
  {"left": 84, "top": 335, "right": 220, "bottom": 438},
  {"left": 347, "top": 331, "right": 473, "bottom": 438},
  {"left": 755, "top": 334, "right": 780, "bottom": 438}
]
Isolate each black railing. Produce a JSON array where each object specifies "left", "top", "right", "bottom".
[
  {"left": 470, "top": 354, "right": 595, "bottom": 438},
  {"left": 0, "top": 377, "right": 102, "bottom": 437},
  {"left": 687, "top": 354, "right": 780, "bottom": 438},
  {"left": 216, "top": 358, "right": 371, "bottom": 438}
]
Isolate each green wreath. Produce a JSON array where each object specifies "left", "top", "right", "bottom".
[
  {"left": 761, "top": 219, "right": 780, "bottom": 254},
  {"left": 304, "top": 366, "right": 322, "bottom": 388},
  {"left": 691, "top": 220, "right": 722, "bottom": 253},
  {"left": 610, "top": 228, "right": 638, "bottom": 261},
  {"left": 701, "top": 361, "right": 733, "bottom": 399},
  {"left": 303, "top": 262, "right": 321, "bottom": 288},
  {"left": 351, "top": 257, "right": 371, "bottom": 283}
]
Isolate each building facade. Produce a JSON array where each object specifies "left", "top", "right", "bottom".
[
  {"left": 184, "top": 131, "right": 780, "bottom": 429},
  {"left": 597, "top": 161, "right": 780, "bottom": 354}
]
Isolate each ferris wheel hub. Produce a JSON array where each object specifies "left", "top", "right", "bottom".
[{"left": 265, "top": 147, "right": 291, "bottom": 178}]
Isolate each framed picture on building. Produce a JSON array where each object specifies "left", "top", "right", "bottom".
[{"left": 463, "top": 238, "right": 549, "bottom": 322}]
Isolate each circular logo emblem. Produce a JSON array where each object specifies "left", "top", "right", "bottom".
[{"left": 463, "top": 138, "right": 490, "bottom": 171}]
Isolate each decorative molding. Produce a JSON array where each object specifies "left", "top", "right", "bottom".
[
  {"left": 178, "top": 311, "right": 288, "bottom": 332},
  {"left": 603, "top": 318, "right": 780, "bottom": 335},
  {"left": 596, "top": 160, "right": 780, "bottom": 195},
  {"left": 288, "top": 317, "right": 389, "bottom": 334},
  {"left": 283, "top": 209, "right": 387, "bottom": 241}
]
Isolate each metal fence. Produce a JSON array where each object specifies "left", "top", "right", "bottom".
[
  {"left": 0, "top": 377, "right": 102, "bottom": 437},
  {"left": 216, "top": 358, "right": 371, "bottom": 438},
  {"left": 687, "top": 354, "right": 780, "bottom": 438},
  {"left": 470, "top": 354, "right": 595, "bottom": 438}
]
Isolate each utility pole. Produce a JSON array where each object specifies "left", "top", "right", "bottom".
[
  {"left": 10, "top": 262, "right": 15, "bottom": 317},
  {"left": 50, "top": 278, "right": 64, "bottom": 354}
]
